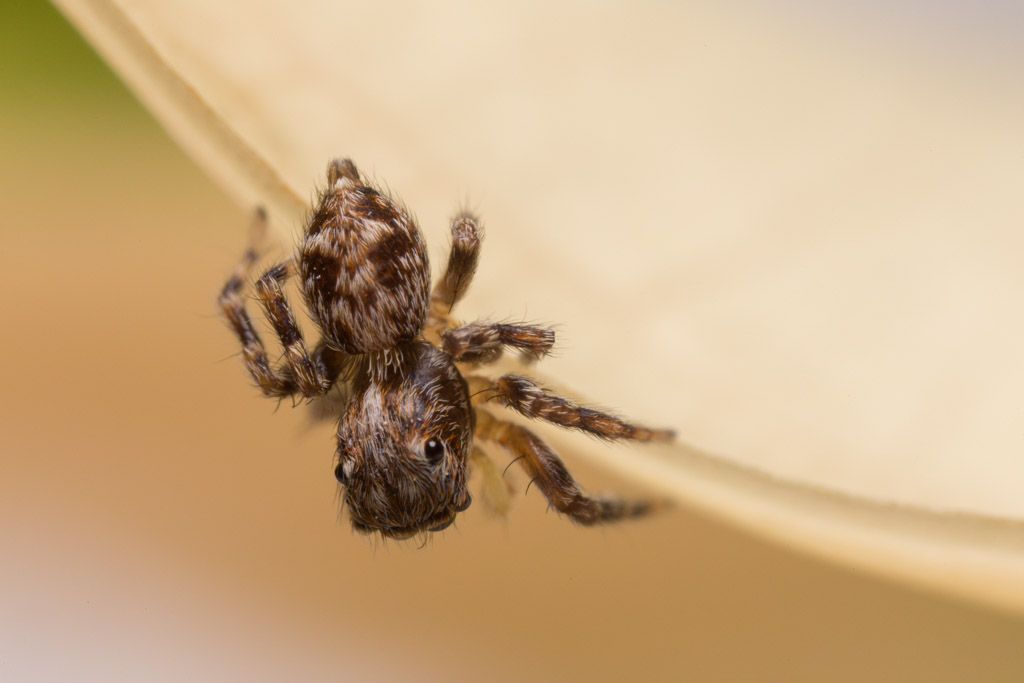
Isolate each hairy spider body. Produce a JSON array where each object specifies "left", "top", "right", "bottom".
[
  {"left": 302, "top": 159, "right": 430, "bottom": 356},
  {"left": 219, "top": 158, "right": 673, "bottom": 539}
]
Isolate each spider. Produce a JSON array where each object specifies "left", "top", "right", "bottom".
[{"left": 219, "top": 158, "right": 674, "bottom": 540}]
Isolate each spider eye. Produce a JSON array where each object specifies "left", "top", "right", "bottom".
[
  {"left": 334, "top": 462, "right": 348, "bottom": 485},
  {"left": 424, "top": 438, "right": 445, "bottom": 464}
]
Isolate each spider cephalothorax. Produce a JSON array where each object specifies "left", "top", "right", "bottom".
[
  {"left": 337, "top": 341, "right": 473, "bottom": 539},
  {"left": 219, "top": 158, "right": 673, "bottom": 539}
]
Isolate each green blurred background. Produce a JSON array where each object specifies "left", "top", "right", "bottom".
[{"left": 2, "top": 3, "right": 1024, "bottom": 681}]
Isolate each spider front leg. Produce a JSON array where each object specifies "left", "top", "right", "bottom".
[
  {"left": 218, "top": 210, "right": 336, "bottom": 399},
  {"left": 489, "top": 375, "right": 675, "bottom": 442},
  {"left": 474, "top": 409, "right": 655, "bottom": 525}
]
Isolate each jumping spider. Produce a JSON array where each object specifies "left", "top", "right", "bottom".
[{"left": 219, "top": 158, "right": 674, "bottom": 539}]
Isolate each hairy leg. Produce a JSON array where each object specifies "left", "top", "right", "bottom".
[
  {"left": 218, "top": 209, "right": 340, "bottom": 399},
  {"left": 489, "top": 375, "right": 675, "bottom": 441},
  {"left": 427, "top": 211, "right": 482, "bottom": 339},
  {"left": 432, "top": 211, "right": 482, "bottom": 310},
  {"left": 474, "top": 409, "right": 657, "bottom": 525},
  {"left": 253, "top": 258, "right": 334, "bottom": 397},
  {"left": 442, "top": 321, "right": 555, "bottom": 364}
]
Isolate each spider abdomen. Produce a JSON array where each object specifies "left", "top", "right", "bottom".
[{"left": 300, "top": 159, "right": 430, "bottom": 355}]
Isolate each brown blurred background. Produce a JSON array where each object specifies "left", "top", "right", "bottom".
[{"left": 2, "top": 2, "right": 1024, "bottom": 681}]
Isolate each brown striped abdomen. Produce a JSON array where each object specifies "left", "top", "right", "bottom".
[{"left": 300, "top": 160, "right": 430, "bottom": 354}]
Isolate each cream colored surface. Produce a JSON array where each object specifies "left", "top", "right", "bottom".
[
  {"left": 6, "top": 4, "right": 1024, "bottom": 680},
  {"left": 52, "top": 0, "right": 1024, "bottom": 610}
]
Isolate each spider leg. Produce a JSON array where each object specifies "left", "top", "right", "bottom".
[
  {"left": 432, "top": 211, "right": 481, "bottom": 309},
  {"left": 474, "top": 409, "right": 656, "bottom": 525},
  {"left": 253, "top": 258, "right": 335, "bottom": 398},
  {"left": 489, "top": 375, "right": 675, "bottom": 442},
  {"left": 469, "top": 444, "right": 514, "bottom": 516},
  {"left": 427, "top": 211, "right": 481, "bottom": 337},
  {"left": 442, "top": 321, "right": 555, "bottom": 364},
  {"left": 218, "top": 209, "right": 340, "bottom": 399},
  {"left": 302, "top": 341, "right": 356, "bottom": 421}
]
